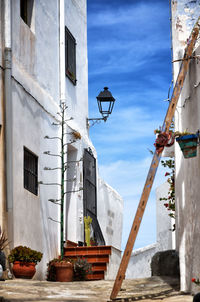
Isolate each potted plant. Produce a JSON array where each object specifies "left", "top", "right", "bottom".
[
  {"left": 0, "top": 227, "right": 9, "bottom": 278},
  {"left": 175, "top": 131, "right": 199, "bottom": 158},
  {"left": 74, "top": 258, "right": 92, "bottom": 281},
  {"left": 191, "top": 278, "right": 200, "bottom": 301},
  {"left": 8, "top": 246, "right": 43, "bottom": 279},
  {"left": 47, "top": 258, "right": 74, "bottom": 282},
  {"left": 72, "top": 131, "right": 81, "bottom": 140}
]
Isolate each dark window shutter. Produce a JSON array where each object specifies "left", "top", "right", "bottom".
[
  {"left": 24, "top": 147, "right": 38, "bottom": 195},
  {"left": 65, "top": 27, "right": 76, "bottom": 85}
]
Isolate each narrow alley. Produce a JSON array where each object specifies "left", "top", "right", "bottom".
[{"left": 0, "top": 277, "right": 193, "bottom": 302}]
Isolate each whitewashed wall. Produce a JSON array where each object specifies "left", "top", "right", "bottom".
[
  {"left": 156, "top": 182, "right": 174, "bottom": 252},
  {"left": 0, "top": 71, "right": 5, "bottom": 231},
  {"left": 0, "top": 0, "right": 8, "bottom": 236},
  {"left": 10, "top": 0, "right": 60, "bottom": 279},
  {"left": 175, "top": 46, "right": 200, "bottom": 293},
  {"left": 0, "top": 0, "right": 4, "bottom": 229},
  {"left": 126, "top": 243, "right": 157, "bottom": 279},
  {"left": 97, "top": 178, "right": 123, "bottom": 250},
  {"left": 65, "top": 0, "right": 89, "bottom": 137},
  {"left": 171, "top": 0, "right": 200, "bottom": 293},
  {"left": 105, "top": 246, "right": 122, "bottom": 280}
]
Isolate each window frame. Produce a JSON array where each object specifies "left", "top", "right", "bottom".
[
  {"left": 24, "top": 147, "right": 38, "bottom": 195},
  {"left": 65, "top": 27, "right": 77, "bottom": 85}
]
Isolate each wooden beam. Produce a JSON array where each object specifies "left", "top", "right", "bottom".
[{"left": 110, "top": 17, "right": 200, "bottom": 301}]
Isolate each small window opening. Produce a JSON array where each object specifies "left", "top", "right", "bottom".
[
  {"left": 65, "top": 27, "right": 77, "bottom": 85},
  {"left": 20, "top": 0, "right": 34, "bottom": 28},
  {"left": 24, "top": 147, "right": 38, "bottom": 195}
]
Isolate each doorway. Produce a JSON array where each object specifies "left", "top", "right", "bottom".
[{"left": 83, "top": 149, "right": 105, "bottom": 246}]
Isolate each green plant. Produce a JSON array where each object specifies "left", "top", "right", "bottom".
[
  {"left": 8, "top": 246, "right": 43, "bottom": 264},
  {"left": 74, "top": 258, "right": 92, "bottom": 281},
  {"left": 154, "top": 128, "right": 161, "bottom": 134},
  {"left": 47, "top": 259, "right": 56, "bottom": 281},
  {"left": 174, "top": 130, "right": 193, "bottom": 137},
  {"left": 47, "top": 258, "right": 74, "bottom": 281},
  {"left": 41, "top": 103, "right": 82, "bottom": 260},
  {"left": 0, "top": 227, "right": 9, "bottom": 251},
  {"left": 160, "top": 158, "right": 175, "bottom": 231}
]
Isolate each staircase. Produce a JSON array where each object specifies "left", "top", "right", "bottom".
[{"left": 64, "top": 242, "right": 112, "bottom": 280}]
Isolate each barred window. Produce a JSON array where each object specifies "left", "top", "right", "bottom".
[
  {"left": 24, "top": 148, "right": 38, "bottom": 195},
  {"left": 65, "top": 27, "right": 76, "bottom": 85}
]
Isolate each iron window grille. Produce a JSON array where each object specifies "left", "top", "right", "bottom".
[
  {"left": 65, "top": 27, "right": 76, "bottom": 85},
  {"left": 24, "top": 147, "right": 38, "bottom": 195}
]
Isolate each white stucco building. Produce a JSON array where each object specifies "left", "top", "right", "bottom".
[
  {"left": 171, "top": 0, "right": 200, "bottom": 294},
  {"left": 0, "top": 0, "right": 123, "bottom": 279}
]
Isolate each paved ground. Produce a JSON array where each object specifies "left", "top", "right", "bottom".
[{"left": 0, "top": 276, "right": 194, "bottom": 302}]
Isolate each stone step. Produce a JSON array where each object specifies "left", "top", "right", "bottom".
[
  {"left": 64, "top": 245, "right": 112, "bottom": 257},
  {"left": 65, "top": 254, "right": 110, "bottom": 263},
  {"left": 92, "top": 262, "right": 107, "bottom": 271},
  {"left": 64, "top": 245, "right": 112, "bottom": 280},
  {"left": 86, "top": 271, "right": 104, "bottom": 280}
]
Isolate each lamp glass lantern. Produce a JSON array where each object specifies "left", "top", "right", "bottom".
[{"left": 96, "top": 87, "right": 115, "bottom": 119}]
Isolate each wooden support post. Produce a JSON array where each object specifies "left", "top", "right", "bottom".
[{"left": 110, "top": 17, "right": 200, "bottom": 301}]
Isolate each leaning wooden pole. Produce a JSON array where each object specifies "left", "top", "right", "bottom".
[{"left": 110, "top": 17, "right": 200, "bottom": 301}]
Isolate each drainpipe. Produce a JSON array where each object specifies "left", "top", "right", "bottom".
[
  {"left": 59, "top": 0, "right": 66, "bottom": 103},
  {"left": 4, "top": 0, "right": 13, "bottom": 247}
]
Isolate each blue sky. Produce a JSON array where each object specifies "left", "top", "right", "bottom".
[{"left": 87, "top": 0, "right": 172, "bottom": 250}]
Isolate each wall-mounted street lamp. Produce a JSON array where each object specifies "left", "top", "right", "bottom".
[{"left": 87, "top": 87, "right": 115, "bottom": 127}]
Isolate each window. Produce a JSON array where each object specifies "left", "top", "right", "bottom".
[
  {"left": 65, "top": 27, "right": 76, "bottom": 85},
  {"left": 24, "top": 147, "right": 38, "bottom": 195},
  {"left": 20, "top": 0, "right": 34, "bottom": 28}
]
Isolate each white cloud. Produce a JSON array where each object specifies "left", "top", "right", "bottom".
[
  {"left": 91, "top": 106, "right": 164, "bottom": 145},
  {"left": 99, "top": 157, "right": 167, "bottom": 250},
  {"left": 99, "top": 157, "right": 165, "bottom": 197},
  {"left": 88, "top": 2, "right": 167, "bottom": 29}
]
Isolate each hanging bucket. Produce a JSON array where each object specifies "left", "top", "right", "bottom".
[{"left": 176, "top": 134, "right": 198, "bottom": 158}]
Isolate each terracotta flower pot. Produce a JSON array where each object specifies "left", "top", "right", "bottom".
[
  {"left": 12, "top": 261, "right": 36, "bottom": 279},
  {"left": 54, "top": 262, "right": 74, "bottom": 282}
]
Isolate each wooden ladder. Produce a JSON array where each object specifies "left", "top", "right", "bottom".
[{"left": 110, "top": 17, "right": 200, "bottom": 301}]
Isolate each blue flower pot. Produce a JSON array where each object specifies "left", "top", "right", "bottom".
[{"left": 176, "top": 134, "right": 198, "bottom": 158}]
